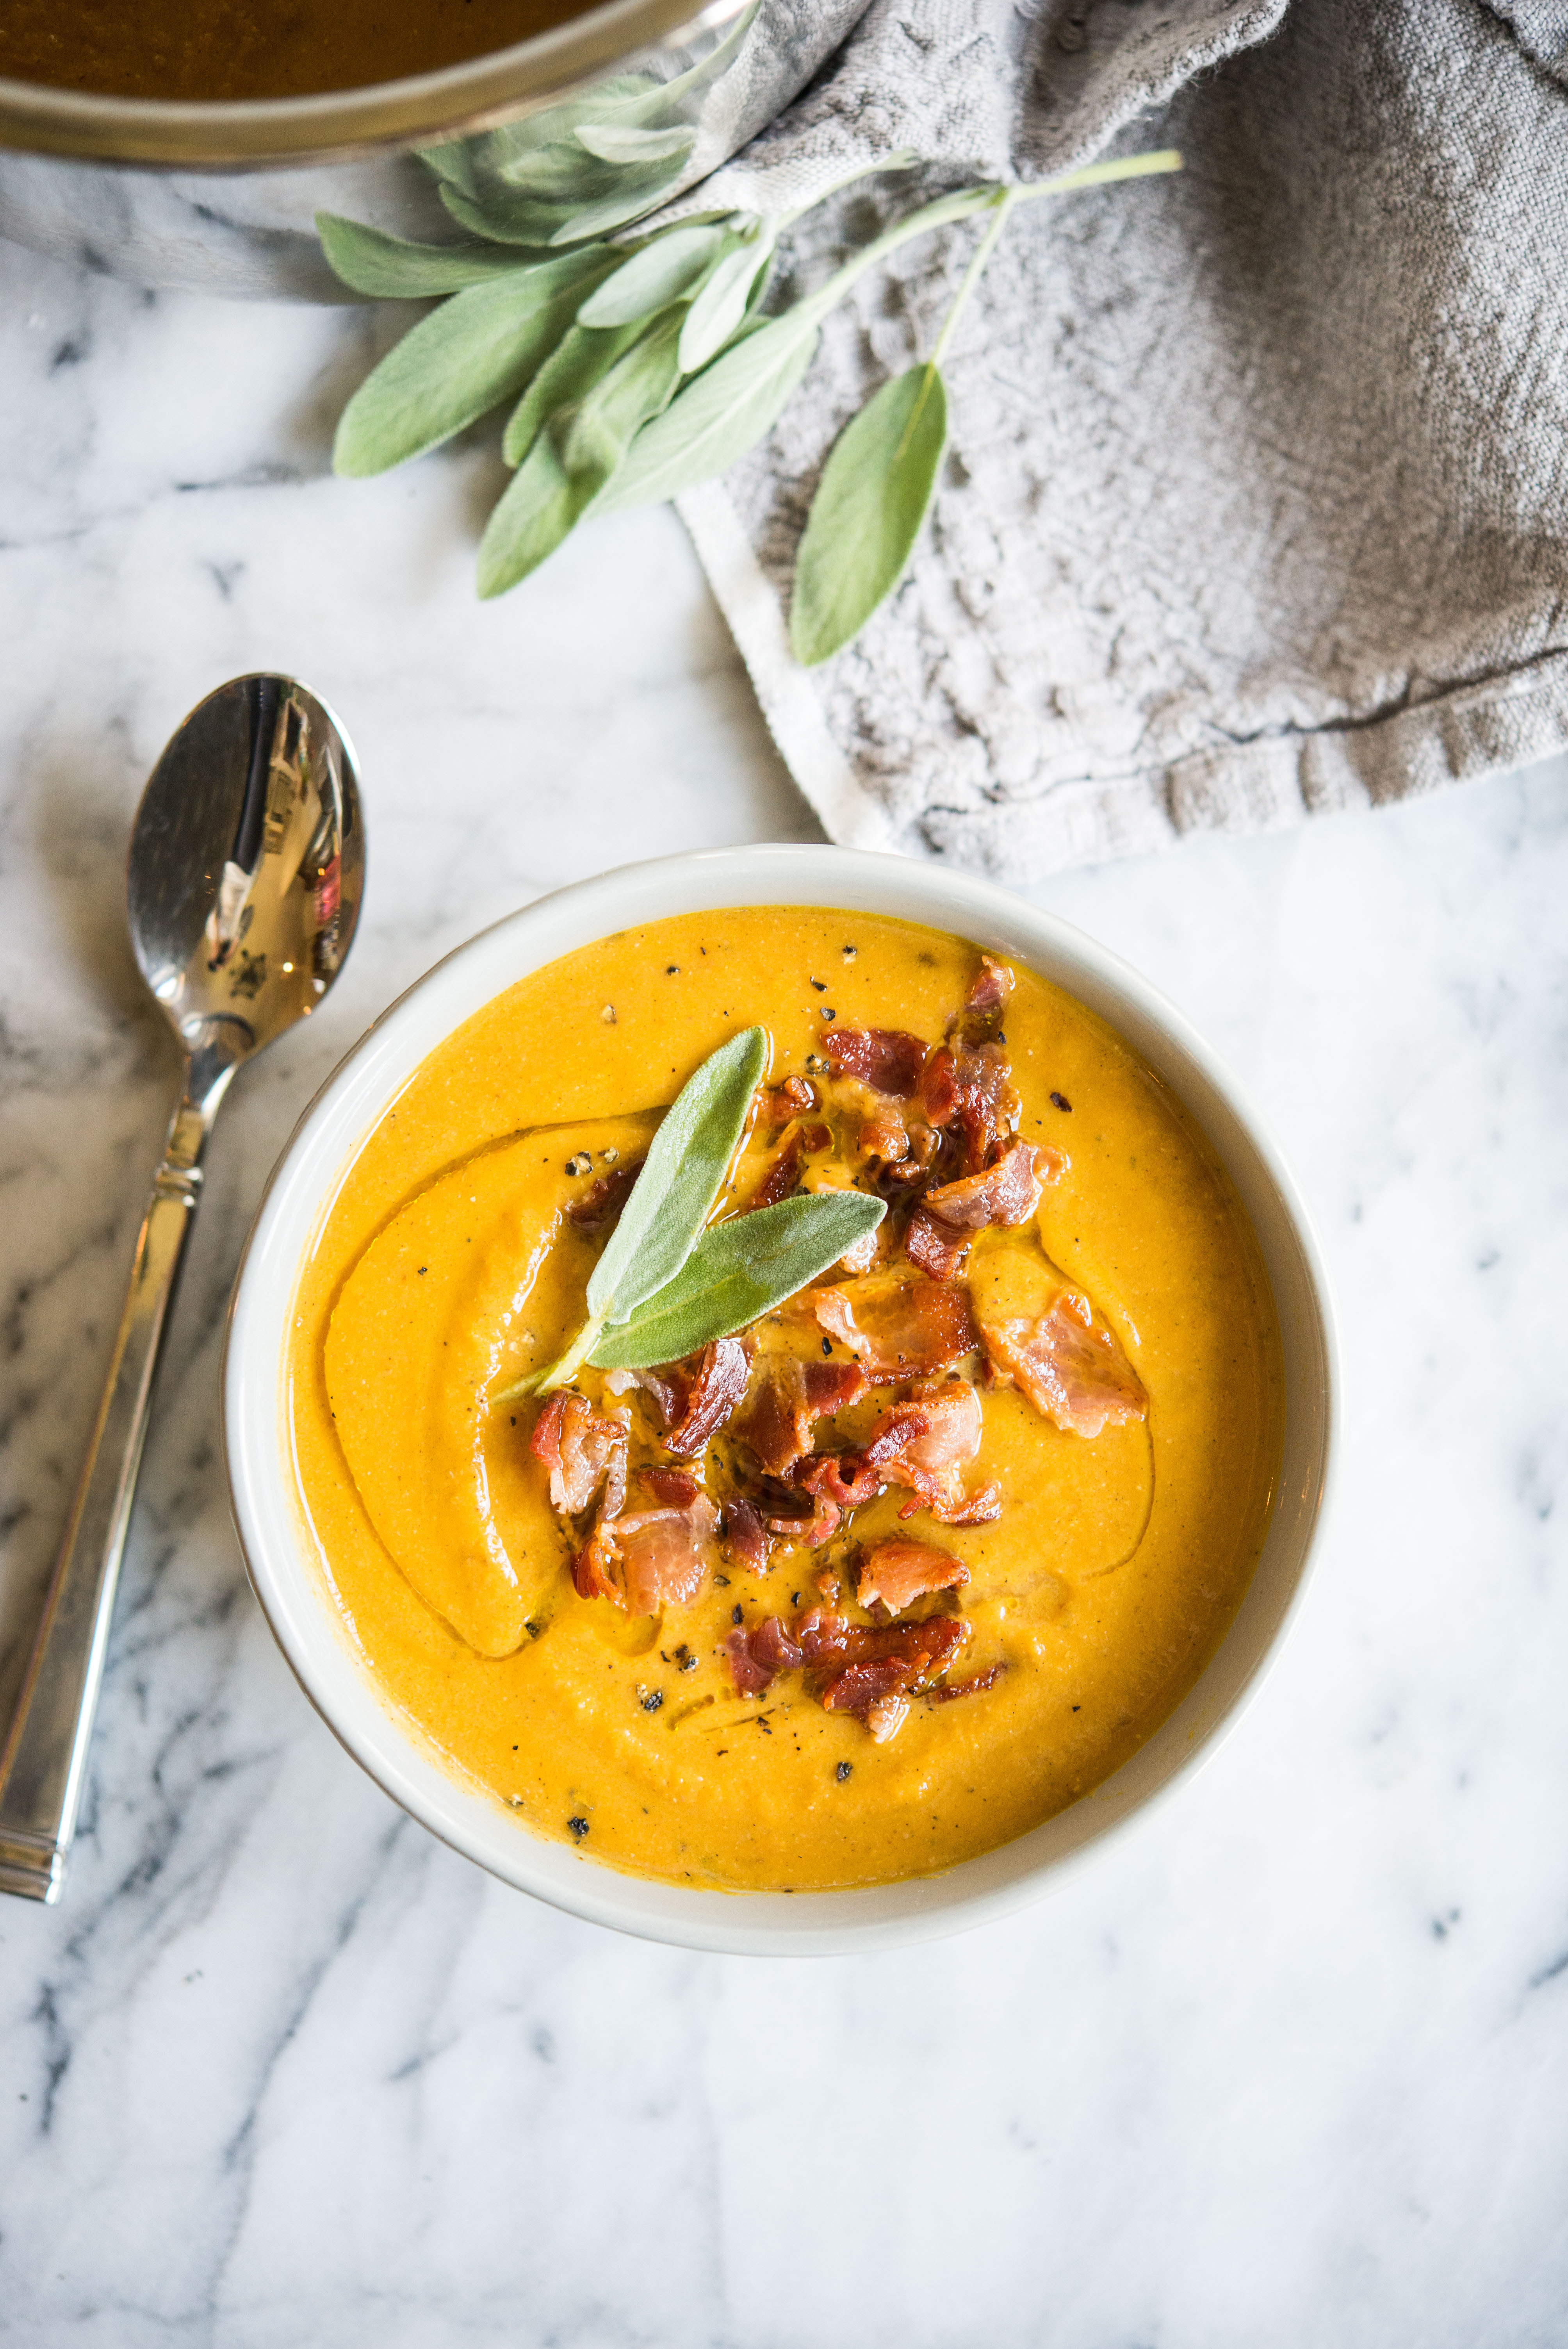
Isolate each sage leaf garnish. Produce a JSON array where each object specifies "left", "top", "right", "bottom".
[
  {"left": 577, "top": 222, "right": 729, "bottom": 328},
  {"left": 326, "top": 147, "right": 1182, "bottom": 655},
  {"left": 591, "top": 1191, "right": 886, "bottom": 1370},
  {"left": 315, "top": 214, "right": 540, "bottom": 297},
  {"left": 332, "top": 251, "right": 611, "bottom": 476},
  {"left": 515, "top": 1026, "right": 768, "bottom": 1396},
  {"left": 789, "top": 361, "right": 948, "bottom": 665}
]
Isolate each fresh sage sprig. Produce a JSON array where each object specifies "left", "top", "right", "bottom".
[
  {"left": 506, "top": 1029, "right": 884, "bottom": 1398},
  {"left": 593, "top": 1191, "right": 885, "bottom": 1369},
  {"left": 320, "top": 146, "right": 1181, "bottom": 658}
]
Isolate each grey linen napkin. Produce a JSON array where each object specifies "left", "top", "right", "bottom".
[{"left": 678, "top": 0, "right": 1568, "bottom": 877}]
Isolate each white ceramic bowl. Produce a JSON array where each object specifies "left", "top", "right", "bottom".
[{"left": 224, "top": 846, "right": 1337, "bottom": 1955}]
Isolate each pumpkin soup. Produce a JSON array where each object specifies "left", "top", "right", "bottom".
[
  {"left": 289, "top": 909, "right": 1283, "bottom": 1893},
  {"left": 0, "top": 0, "right": 588, "bottom": 103}
]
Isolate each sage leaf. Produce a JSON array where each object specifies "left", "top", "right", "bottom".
[
  {"left": 544, "top": 166, "right": 693, "bottom": 246},
  {"left": 576, "top": 222, "right": 729, "bottom": 329},
  {"left": 502, "top": 314, "right": 654, "bottom": 468},
  {"left": 480, "top": 312, "right": 685, "bottom": 593},
  {"left": 574, "top": 123, "right": 696, "bottom": 167},
  {"left": 332, "top": 252, "right": 611, "bottom": 476},
  {"left": 591, "top": 1191, "right": 886, "bottom": 1369},
  {"left": 502, "top": 1025, "right": 770, "bottom": 1401},
  {"left": 593, "top": 297, "right": 825, "bottom": 513},
  {"left": 476, "top": 435, "right": 585, "bottom": 601},
  {"left": 417, "top": 137, "right": 485, "bottom": 199},
  {"left": 588, "top": 1025, "right": 768, "bottom": 1330},
  {"left": 789, "top": 362, "right": 948, "bottom": 666},
  {"left": 677, "top": 221, "right": 776, "bottom": 374},
  {"left": 558, "top": 309, "right": 686, "bottom": 477},
  {"left": 316, "top": 214, "right": 536, "bottom": 298}
]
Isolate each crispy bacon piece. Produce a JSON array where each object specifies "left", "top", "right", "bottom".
[
  {"left": 725, "top": 1629, "right": 770, "bottom": 1698},
  {"left": 722, "top": 1496, "right": 771, "bottom": 1574},
  {"left": 856, "top": 1537, "right": 969, "bottom": 1616},
  {"left": 868, "top": 1379, "right": 991, "bottom": 1520},
  {"left": 812, "top": 1277, "right": 978, "bottom": 1384},
  {"left": 572, "top": 1525, "right": 620, "bottom": 1603},
  {"left": 928, "top": 1663, "right": 1007, "bottom": 1704},
  {"left": 797, "top": 1450, "right": 885, "bottom": 1513},
  {"left": 604, "top": 1363, "right": 684, "bottom": 1424},
  {"left": 569, "top": 1413, "right": 630, "bottom": 1601},
  {"left": 531, "top": 1392, "right": 627, "bottom": 1517},
  {"left": 663, "top": 1336, "right": 751, "bottom": 1457},
  {"left": 964, "top": 957, "right": 1014, "bottom": 1019},
  {"left": 981, "top": 1290, "right": 1148, "bottom": 1438},
  {"left": 565, "top": 1158, "right": 644, "bottom": 1234},
  {"left": 765, "top": 1488, "right": 841, "bottom": 1547},
  {"left": 724, "top": 1612, "right": 806, "bottom": 1697},
  {"left": 821, "top": 1661, "right": 912, "bottom": 1736},
  {"left": 736, "top": 1356, "right": 868, "bottom": 1475},
  {"left": 855, "top": 1092, "right": 912, "bottom": 1166},
  {"left": 640, "top": 1465, "right": 698, "bottom": 1506},
  {"left": 616, "top": 1495, "right": 720, "bottom": 1616},
  {"left": 918, "top": 1040, "right": 1019, "bottom": 1176},
  {"left": 725, "top": 1605, "right": 969, "bottom": 1726},
  {"left": 817, "top": 1615, "right": 969, "bottom": 1738},
  {"left": 746, "top": 1127, "right": 807, "bottom": 1212},
  {"left": 758, "top": 1075, "right": 818, "bottom": 1127},
  {"left": 824, "top": 1027, "right": 930, "bottom": 1098},
  {"left": 796, "top": 1609, "right": 968, "bottom": 1681},
  {"left": 905, "top": 1140, "right": 1052, "bottom": 1280}
]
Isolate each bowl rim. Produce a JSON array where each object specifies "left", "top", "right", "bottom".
[
  {"left": 222, "top": 843, "right": 1339, "bottom": 1956},
  {"left": 0, "top": 0, "right": 744, "bottom": 168}
]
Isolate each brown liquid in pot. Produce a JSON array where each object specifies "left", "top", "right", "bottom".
[{"left": 0, "top": 0, "right": 589, "bottom": 103}]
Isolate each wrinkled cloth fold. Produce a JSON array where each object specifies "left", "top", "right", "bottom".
[{"left": 677, "top": 0, "right": 1568, "bottom": 877}]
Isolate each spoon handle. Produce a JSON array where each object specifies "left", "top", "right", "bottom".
[{"left": 0, "top": 1135, "right": 205, "bottom": 1902}]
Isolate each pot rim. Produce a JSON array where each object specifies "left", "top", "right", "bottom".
[
  {"left": 0, "top": 0, "right": 744, "bottom": 169},
  {"left": 222, "top": 843, "right": 1339, "bottom": 1958}
]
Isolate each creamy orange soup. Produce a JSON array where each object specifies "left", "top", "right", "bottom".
[{"left": 289, "top": 909, "right": 1283, "bottom": 1893}]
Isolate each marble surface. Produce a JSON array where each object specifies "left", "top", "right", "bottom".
[{"left": 1, "top": 231, "right": 1566, "bottom": 2348}]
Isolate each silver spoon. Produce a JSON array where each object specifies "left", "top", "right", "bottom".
[{"left": 0, "top": 675, "right": 364, "bottom": 1904}]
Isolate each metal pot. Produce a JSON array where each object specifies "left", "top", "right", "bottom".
[{"left": 0, "top": 0, "right": 866, "bottom": 301}]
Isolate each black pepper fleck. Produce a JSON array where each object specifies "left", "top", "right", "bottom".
[
  {"left": 417, "top": 1266, "right": 428, "bottom": 1275},
  {"left": 567, "top": 1816, "right": 589, "bottom": 1840},
  {"left": 821, "top": 1008, "right": 836, "bottom": 1020},
  {"left": 681, "top": 1654, "right": 698, "bottom": 1672},
  {"left": 809, "top": 978, "right": 827, "bottom": 991},
  {"left": 821, "top": 1337, "right": 832, "bottom": 1356},
  {"left": 666, "top": 964, "right": 679, "bottom": 974},
  {"left": 714, "top": 1573, "right": 731, "bottom": 1587},
  {"left": 731, "top": 1604, "right": 744, "bottom": 1625},
  {"left": 640, "top": 1689, "right": 664, "bottom": 1713},
  {"left": 1051, "top": 1091, "right": 1073, "bottom": 1112},
  {"left": 836, "top": 1761, "right": 852, "bottom": 1782}
]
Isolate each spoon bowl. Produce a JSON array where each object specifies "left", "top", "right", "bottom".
[
  {"left": 0, "top": 674, "right": 363, "bottom": 1903},
  {"left": 130, "top": 673, "right": 364, "bottom": 1057}
]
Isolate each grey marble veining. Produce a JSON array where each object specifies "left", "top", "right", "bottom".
[{"left": 0, "top": 232, "right": 1565, "bottom": 2347}]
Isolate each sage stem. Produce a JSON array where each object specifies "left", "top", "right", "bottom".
[
  {"left": 928, "top": 187, "right": 1015, "bottom": 375},
  {"left": 497, "top": 1310, "right": 606, "bottom": 1404},
  {"left": 1015, "top": 148, "right": 1183, "bottom": 203}
]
